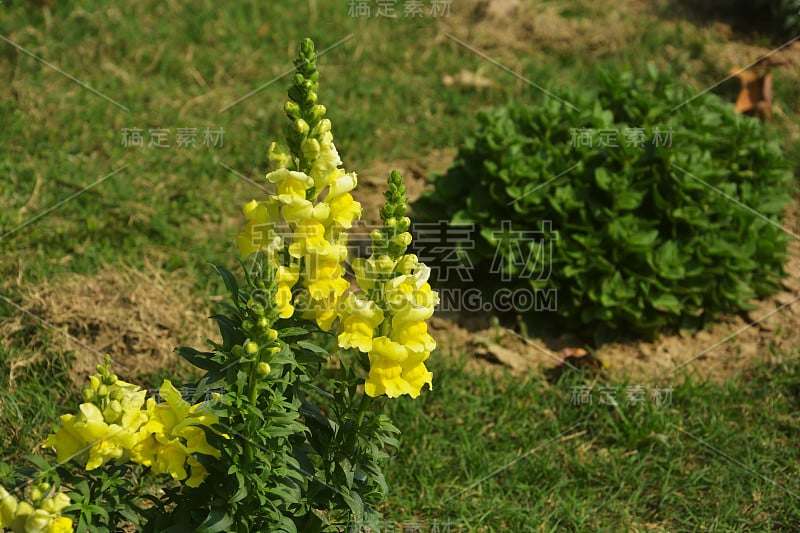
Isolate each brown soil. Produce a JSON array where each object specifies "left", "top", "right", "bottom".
[{"left": 0, "top": 261, "right": 217, "bottom": 388}]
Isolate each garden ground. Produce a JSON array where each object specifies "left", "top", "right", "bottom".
[{"left": 2, "top": 0, "right": 800, "bottom": 530}]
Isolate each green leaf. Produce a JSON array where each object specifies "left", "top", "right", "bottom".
[
  {"left": 195, "top": 507, "right": 235, "bottom": 533},
  {"left": 650, "top": 293, "right": 681, "bottom": 314},
  {"left": 175, "top": 346, "right": 222, "bottom": 372}
]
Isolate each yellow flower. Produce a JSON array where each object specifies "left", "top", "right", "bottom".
[
  {"left": 365, "top": 336, "right": 433, "bottom": 398},
  {"left": 43, "top": 403, "right": 138, "bottom": 470},
  {"left": 288, "top": 220, "right": 329, "bottom": 259},
  {"left": 351, "top": 257, "right": 378, "bottom": 291},
  {"left": 326, "top": 170, "right": 357, "bottom": 200},
  {"left": 131, "top": 380, "right": 220, "bottom": 486},
  {"left": 305, "top": 258, "right": 349, "bottom": 301},
  {"left": 275, "top": 173, "right": 313, "bottom": 205},
  {"left": 48, "top": 517, "right": 74, "bottom": 533},
  {"left": 337, "top": 293, "right": 384, "bottom": 353},
  {"left": 326, "top": 192, "right": 362, "bottom": 229},
  {"left": 274, "top": 263, "right": 300, "bottom": 318},
  {"left": 236, "top": 199, "right": 281, "bottom": 258},
  {"left": 400, "top": 362, "right": 433, "bottom": 399},
  {"left": 267, "top": 141, "right": 293, "bottom": 170},
  {"left": 0, "top": 487, "right": 17, "bottom": 528},
  {"left": 309, "top": 139, "right": 341, "bottom": 190},
  {"left": 364, "top": 356, "right": 409, "bottom": 398},
  {"left": 390, "top": 320, "right": 436, "bottom": 355}
]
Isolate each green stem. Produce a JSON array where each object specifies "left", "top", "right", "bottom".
[{"left": 245, "top": 355, "right": 261, "bottom": 463}]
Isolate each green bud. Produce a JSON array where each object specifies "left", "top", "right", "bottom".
[
  {"left": 313, "top": 118, "right": 331, "bottom": 135},
  {"left": 82, "top": 386, "right": 95, "bottom": 402},
  {"left": 293, "top": 118, "right": 310, "bottom": 135},
  {"left": 30, "top": 486, "right": 43, "bottom": 503},
  {"left": 266, "top": 329, "right": 279, "bottom": 341},
  {"left": 0, "top": 486, "right": 17, "bottom": 519},
  {"left": 370, "top": 229, "right": 383, "bottom": 242},
  {"left": 284, "top": 101, "right": 301, "bottom": 119},
  {"left": 257, "top": 317, "right": 269, "bottom": 329},
  {"left": 292, "top": 73, "right": 305, "bottom": 87},
  {"left": 386, "top": 217, "right": 397, "bottom": 227},
  {"left": 309, "top": 104, "right": 326, "bottom": 121},
  {"left": 110, "top": 387, "right": 125, "bottom": 402},
  {"left": 301, "top": 138, "right": 321, "bottom": 161},
  {"left": 97, "top": 384, "right": 109, "bottom": 398},
  {"left": 231, "top": 345, "right": 244, "bottom": 357},
  {"left": 245, "top": 341, "right": 259, "bottom": 354},
  {"left": 393, "top": 204, "right": 407, "bottom": 217},
  {"left": 395, "top": 232, "right": 412, "bottom": 247},
  {"left": 376, "top": 255, "right": 395, "bottom": 273},
  {"left": 396, "top": 254, "right": 419, "bottom": 274},
  {"left": 89, "top": 375, "right": 101, "bottom": 390},
  {"left": 305, "top": 91, "right": 318, "bottom": 105},
  {"left": 103, "top": 400, "right": 123, "bottom": 423},
  {"left": 257, "top": 362, "right": 271, "bottom": 376}
]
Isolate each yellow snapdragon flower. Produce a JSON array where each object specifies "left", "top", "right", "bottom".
[
  {"left": 338, "top": 293, "right": 385, "bottom": 353},
  {"left": 132, "top": 380, "right": 221, "bottom": 488},
  {"left": 0, "top": 485, "right": 73, "bottom": 533}
]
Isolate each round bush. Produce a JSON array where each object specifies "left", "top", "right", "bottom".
[{"left": 415, "top": 69, "right": 795, "bottom": 341}]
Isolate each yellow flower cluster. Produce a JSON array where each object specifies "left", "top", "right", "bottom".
[
  {"left": 0, "top": 483, "right": 72, "bottom": 533},
  {"left": 237, "top": 118, "right": 362, "bottom": 330},
  {"left": 43, "top": 363, "right": 219, "bottom": 488},
  {"left": 343, "top": 255, "right": 438, "bottom": 398}
]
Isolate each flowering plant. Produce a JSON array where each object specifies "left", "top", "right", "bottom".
[{"left": 1, "top": 38, "right": 436, "bottom": 532}]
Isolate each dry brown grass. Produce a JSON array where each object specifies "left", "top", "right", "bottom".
[{"left": 0, "top": 261, "right": 217, "bottom": 388}]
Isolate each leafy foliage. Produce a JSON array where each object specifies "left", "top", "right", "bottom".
[{"left": 415, "top": 68, "right": 794, "bottom": 341}]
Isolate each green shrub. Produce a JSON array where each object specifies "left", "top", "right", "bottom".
[{"left": 414, "top": 68, "right": 795, "bottom": 342}]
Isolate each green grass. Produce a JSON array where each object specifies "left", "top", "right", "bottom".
[
  {"left": 1, "top": 0, "right": 799, "bottom": 530},
  {"left": 383, "top": 354, "right": 800, "bottom": 531}
]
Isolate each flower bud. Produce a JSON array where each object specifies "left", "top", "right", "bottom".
[
  {"left": 385, "top": 217, "right": 397, "bottom": 227},
  {"left": 284, "top": 101, "right": 301, "bottom": 119},
  {"left": 397, "top": 216, "right": 411, "bottom": 232},
  {"left": 309, "top": 104, "right": 326, "bottom": 121},
  {"left": 51, "top": 493, "right": 70, "bottom": 513},
  {"left": 376, "top": 255, "right": 395, "bottom": 274},
  {"left": 110, "top": 387, "right": 125, "bottom": 402},
  {"left": 302, "top": 138, "right": 321, "bottom": 161},
  {"left": 103, "top": 400, "right": 123, "bottom": 423},
  {"left": 266, "top": 329, "right": 279, "bottom": 341},
  {"left": 89, "top": 375, "right": 101, "bottom": 390},
  {"left": 0, "top": 487, "right": 17, "bottom": 522},
  {"left": 257, "top": 317, "right": 269, "bottom": 330},
  {"left": 96, "top": 384, "right": 109, "bottom": 398},
  {"left": 293, "top": 118, "right": 310, "bottom": 135},
  {"left": 257, "top": 362, "right": 271, "bottom": 376},
  {"left": 313, "top": 118, "right": 331, "bottom": 135},
  {"left": 82, "top": 386, "right": 96, "bottom": 403},
  {"left": 370, "top": 229, "right": 383, "bottom": 242},
  {"left": 24, "top": 509, "right": 51, "bottom": 532},
  {"left": 245, "top": 342, "right": 259, "bottom": 355},
  {"left": 268, "top": 346, "right": 281, "bottom": 355},
  {"left": 396, "top": 254, "right": 419, "bottom": 275},
  {"left": 394, "top": 232, "right": 412, "bottom": 247}
]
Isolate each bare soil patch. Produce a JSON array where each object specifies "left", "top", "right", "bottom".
[{"left": 0, "top": 262, "right": 216, "bottom": 388}]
